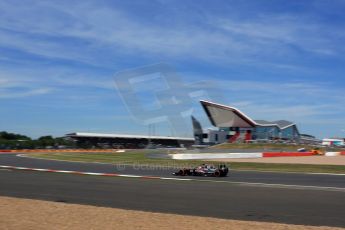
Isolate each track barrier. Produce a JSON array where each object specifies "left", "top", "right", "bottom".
[
  {"left": 262, "top": 152, "right": 316, "bottom": 157},
  {"left": 170, "top": 152, "right": 323, "bottom": 160},
  {"left": 1, "top": 149, "right": 124, "bottom": 153}
]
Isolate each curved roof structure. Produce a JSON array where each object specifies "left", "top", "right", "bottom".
[
  {"left": 254, "top": 120, "right": 296, "bottom": 130},
  {"left": 200, "top": 100, "right": 256, "bottom": 128},
  {"left": 200, "top": 100, "right": 298, "bottom": 131}
]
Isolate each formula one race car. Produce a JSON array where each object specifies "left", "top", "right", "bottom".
[{"left": 173, "top": 164, "right": 229, "bottom": 177}]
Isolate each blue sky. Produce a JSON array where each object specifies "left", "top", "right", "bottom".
[{"left": 0, "top": 0, "right": 344, "bottom": 139}]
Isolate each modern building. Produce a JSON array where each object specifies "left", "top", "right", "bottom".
[{"left": 194, "top": 100, "right": 302, "bottom": 145}]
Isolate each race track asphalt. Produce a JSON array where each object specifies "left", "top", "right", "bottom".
[
  {"left": 0, "top": 170, "right": 344, "bottom": 227},
  {"left": 0, "top": 153, "right": 344, "bottom": 227},
  {"left": 0, "top": 153, "right": 344, "bottom": 188}
]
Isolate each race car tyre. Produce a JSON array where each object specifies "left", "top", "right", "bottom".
[
  {"left": 214, "top": 170, "right": 221, "bottom": 177},
  {"left": 178, "top": 169, "right": 185, "bottom": 176}
]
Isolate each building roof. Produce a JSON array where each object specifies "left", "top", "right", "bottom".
[
  {"left": 66, "top": 132, "right": 194, "bottom": 141},
  {"left": 200, "top": 100, "right": 297, "bottom": 130},
  {"left": 254, "top": 120, "right": 295, "bottom": 129},
  {"left": 200, "top": 100, "right": 257, "bottom": 128}
]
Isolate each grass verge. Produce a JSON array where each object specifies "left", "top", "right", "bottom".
[{"left": 28, "top": 150, "right": 345, "bottom": 174}]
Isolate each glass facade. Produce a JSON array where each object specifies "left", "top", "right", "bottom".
[
  {"left": 252, "top": 125, "right": 299, "bottom": 140},
  {"left": 281, "top": 126, "right": 299, "bottom": 139},
  {"left": 254, "top": 126, "right": 280, "bottom": 139}
]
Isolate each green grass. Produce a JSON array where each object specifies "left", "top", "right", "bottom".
[{"left": 29, "top": 150, "right": 345, "bottom": 174}]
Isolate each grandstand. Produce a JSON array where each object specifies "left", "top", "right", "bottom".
[{"left": 65, "top": 132, "right": 194, "bottom": 149}]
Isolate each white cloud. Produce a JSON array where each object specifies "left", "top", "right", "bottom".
[
  {"left": 245, "top": 104, "right": 334, "bottom": 119},
  {"left": 213, "top": 12, "right": 342, "bottom": 56},
  {"left": 210, "top": 79, "right": 344, "bottom": 104},
  {"left": 0, "top": 0, "right": 342, "bottom": 69},
  {"left": 0, "top": 72, "right": 55, "bottom": 98},
  {"left": 0, "top": 87, "right": 54, "bottom": 99},
  {"left": 51, "top": 75, "right": 115, "bottom": 90}
]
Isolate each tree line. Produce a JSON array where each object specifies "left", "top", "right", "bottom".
[{"left": 0, "top": 131, "right": 76, "bottom": 149}]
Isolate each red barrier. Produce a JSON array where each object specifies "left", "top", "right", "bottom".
[
  {"left": 262, "top": 152, "right": 315, "bottom": 157},
  {"left": 340, "top": 152, "right": 345, "bottom": 156},
  {"left": 0, "top": 150, "right": 11, "bottom": 153}
]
